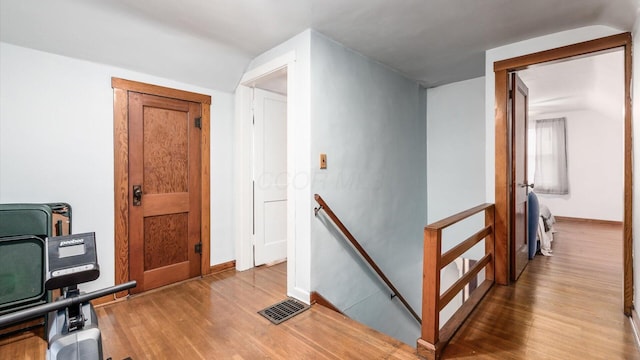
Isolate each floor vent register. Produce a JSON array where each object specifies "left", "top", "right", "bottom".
[{"left": 258, "top": 298, "right": 310, "bottom": 325}]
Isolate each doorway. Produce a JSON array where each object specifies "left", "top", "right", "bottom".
[
  {"left": 112, "top": 78, "right": 212, "bottom": 296},
  {"left": 252, "top": 75, "right": 288, "bottom": 266},
  {"left": 235, "top": 51, "right": 308, "bottom": 301},
  {"left": 493, "top": 33, "right": 633, "bottom": 315}
]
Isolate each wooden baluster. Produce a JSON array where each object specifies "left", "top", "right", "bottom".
[
  {"left": 419, "top": 226, "right": 441, "bottom": 359},
  {"left": 485, "top": 205, "right": 495, "bottom": 282}
]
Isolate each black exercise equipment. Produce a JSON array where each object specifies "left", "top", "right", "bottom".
[{"left": 0, "top": 232, "right": 136, "bottom": 360}]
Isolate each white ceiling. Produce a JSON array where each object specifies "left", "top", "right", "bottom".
[
  {"left": 519, "top": 49, "right": 624, "bottom": 120},
  {"left": 1, "top": 0, "right": 637, "bottom": 92}
]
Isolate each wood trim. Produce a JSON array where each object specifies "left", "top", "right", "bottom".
[
  {"left": 485, "top": 205, "right": 495, "bottom": 282},
  {"left": 623, "top": 32, "right": 633, "bottom": 316},
  {"left": 90, "top": 294, "right": 117, "bottom": 307},
  {"left": 494, "top": 68, "right": 509, "bottom": 286},
  {"left": 421, "top": 203, "right": 495, "bottom": 357},
  {"left": 201, "top": 104, "right": 211, "bottom": 276},
  {"left": 418, "top": 280, "right": 493, "bottom": 360},
  {"left": 440, "top": 225, "right": 492, "bottom": 267},
  {"left": 494, "top": 33, "right": 631, "bottom": 72},
  {"left": 439, "top": 254, "right": 491, "bottom": 311},
  {"left": 426, "top": 203, "right": 494, "bottom": 230},
  {"left": 493, "top": 33, "right": 633, "bottom": 314},
  {"left": 421, "top": 224, "right": 442, "bottom": 345},
  {"left": 112, "top": 77, "right": 212, "bottom": 296},
  {"left": 310, "top": 291, "right": 344, "bottom": 315},
  {"left": 554, "top": 216, "right": 622, "bottom": 226},
  {"left": 438, "top": 280, "right": 493, "bottom": 348},
  {"left": 111, "top": 78, "right": 211, "bottom": 104},
  {"left": 113, "top": 87, "right": 129, "bottom": 299},
  {"left": 0, "top": 318, "right": 44, "bottom": 337},
  {"left": 209, "top": 260, "right": 236, "bottom": 274}
]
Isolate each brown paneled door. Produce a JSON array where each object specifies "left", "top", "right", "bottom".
[
  {"left": 128, "top": 92, "right": 202, "bottom": 293},
  {"left": 510, "top": 73, "right": 530, "bottom": 281}
]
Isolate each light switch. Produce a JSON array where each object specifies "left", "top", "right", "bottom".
[{"left": 320, "top": 154, "right": 327, "bottom": 169}]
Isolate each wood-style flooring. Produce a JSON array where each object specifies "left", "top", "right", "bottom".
[
  {"left": 443, "top": 220, "right": 639, "bottom": 359},
  {"left": 0, "top": 262, "right": 416, "bottom": 359},
  {"left": 1, "top": 220, "right": 638, "bottom": 359}
]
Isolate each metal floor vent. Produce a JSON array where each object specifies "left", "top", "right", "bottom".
[{"left": 258, "top": 298, "right": 310, "bottom": 325}]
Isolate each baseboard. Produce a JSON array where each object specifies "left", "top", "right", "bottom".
[
  {"left": 91, "top": 294, "right": 116, "bottom": 307},
  {"left": 310, "top": 291, "right": 344, "bottom": 315},
  {"left": 0, "top": 317, "right": 44, "bottom": 337},
  {"left": 101, "top": 261, "right": 237, "bottom": 307},
  {"left": 631, "top": 309, "right": 640, "bottom": 351},
  {"left": 554, "top": 216, "right": 622, "bottom": 226},
  {"left": 210, "top": 260, "right": 236, "bottom": 274}
]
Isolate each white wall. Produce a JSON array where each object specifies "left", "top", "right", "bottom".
[
  {"left": 309, "top": 31, "right": 426, "bottom": 345},
  {"left": 484, "top": 25, "right": 624, "bottom": 201},
  {"left": 427, "top": 77, "right": 486, "bottom": 224},
  {"left": 532, "top": 110, "right": 623, "bottom": 221},
  {"left": 633, "top": 12, "right": 640, "bottom": 316},
  {"left": 426, "top": 76, "right": 487, "bottom": 327},
  {"left": 0, "top": 42, "right": 236, "bottom": 292}
]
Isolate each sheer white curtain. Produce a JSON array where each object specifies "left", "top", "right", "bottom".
[{"left": 534, "top": 118, "right": 568, "bottom": 194}]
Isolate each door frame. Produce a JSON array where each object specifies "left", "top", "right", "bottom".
[
  {"left": 509, "top": 73, "right": 530, "bottom": 281},
  {"left": 493, "top": 33, "right": 633, "bottom": 315},
  {"left": 112, "top": 77, "right": 212, "bottom": 296},
  {"left": 235, "top": 51, "right": 311, "bottom": 302}
]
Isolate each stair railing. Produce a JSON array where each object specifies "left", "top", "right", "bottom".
[
  {"left": 313, "top": 194, "right": 421, "bottom": 324},
  {"left": 418, "top": 203, "right": 496, "bottom": 360}
]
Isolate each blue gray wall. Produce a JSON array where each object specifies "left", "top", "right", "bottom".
[{"left": 309, "top": 31, "right": 427, "bottom": 345}]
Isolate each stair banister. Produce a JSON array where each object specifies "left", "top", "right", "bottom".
[{"left": 313, "top": 194, "right": 421, "bottom": 325}]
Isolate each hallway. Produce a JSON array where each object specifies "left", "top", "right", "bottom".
[{"left": 443, "top": 219, "right": 639, "bottom": 359}]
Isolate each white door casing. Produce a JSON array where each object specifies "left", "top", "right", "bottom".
[{"left": 235, "top": 48, "right": 311, "bottom": 303}]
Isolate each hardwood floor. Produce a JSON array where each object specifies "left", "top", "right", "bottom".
[
  {"left": 0, "top": 262, "right": 416, "bottom": 359},
  {"left": 443, "top": 220, "right": 639, "bottom": 359},
  {"left": 1, "top": 220, "right": 638, "bottom": 359}
]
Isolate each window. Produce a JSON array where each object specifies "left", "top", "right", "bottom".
[{"left": 534, "top": 117, "right": 568, "bottom": 195}]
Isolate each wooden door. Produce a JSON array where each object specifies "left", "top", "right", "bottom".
[
  {"left": 129, "top": 92, "right": 202, "bottom": 293},
  {"left": 510, "top": 73, "right": 530, "bottom": 281},
  {"left": 253, "top": 88, "right": 287, "bottom": 266}
]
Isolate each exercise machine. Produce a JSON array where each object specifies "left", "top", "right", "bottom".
[{"left": 0, "top": 232, "right": 136, "bottom": 360}]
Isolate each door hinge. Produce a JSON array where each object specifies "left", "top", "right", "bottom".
[
  {"left": 195, "top": 117, "right": 202, "bottom": 129},
  {"left": 195, "top": 242, "right": 202, "bottom": 254}
]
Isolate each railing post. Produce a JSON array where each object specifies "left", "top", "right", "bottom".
[
  {"left": 418, "top": 226, "right": 441, "bottom": 360},
  {"left": 485, "top": 205, "right": 495, "bottom": 282}
]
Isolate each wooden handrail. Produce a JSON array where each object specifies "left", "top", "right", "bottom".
[
  {"left": 425, "top": 203, "right": 494, "bottom": 231},
  {"left": 418, "top": 203, "right": 495, "bottom": 360},
  {"left": 313, "top": 194, "right": 422, "bottom": 324}
]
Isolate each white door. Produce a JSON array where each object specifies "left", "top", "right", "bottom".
[{"left": 253, "top": 88, "right": 287, "bottom": 266}]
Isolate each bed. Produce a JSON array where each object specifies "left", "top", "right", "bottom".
[{"left": 528, "top": 192, "right": 555, "bottom": 259}]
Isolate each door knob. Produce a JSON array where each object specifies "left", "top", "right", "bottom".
[{"left": 133, "top": 185, "right": 143, "bottom": 206}]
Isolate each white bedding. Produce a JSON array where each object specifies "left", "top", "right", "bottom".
[{"left": 536, "top": 203, "right": 555, "bottom": 256}]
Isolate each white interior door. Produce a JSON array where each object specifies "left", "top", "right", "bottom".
[{"left": 253, "top": 88, "right": 287, "bottom": 266}]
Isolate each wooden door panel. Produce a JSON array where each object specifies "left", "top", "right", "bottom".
[
  {"left": 511, "top": 73, "right": 530, "bottom": 281},
  {"left": 143, "top": 263, "right": 191, "bottom": 290},
  {"left": 143, "top": 213, "right": 189, "bottom": 270},
  {"left": 129, "top": 92, "right": 201, "bottom": 293},
  {"left": 143, "top": 106, "right": 189, "bottom": 194}
]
